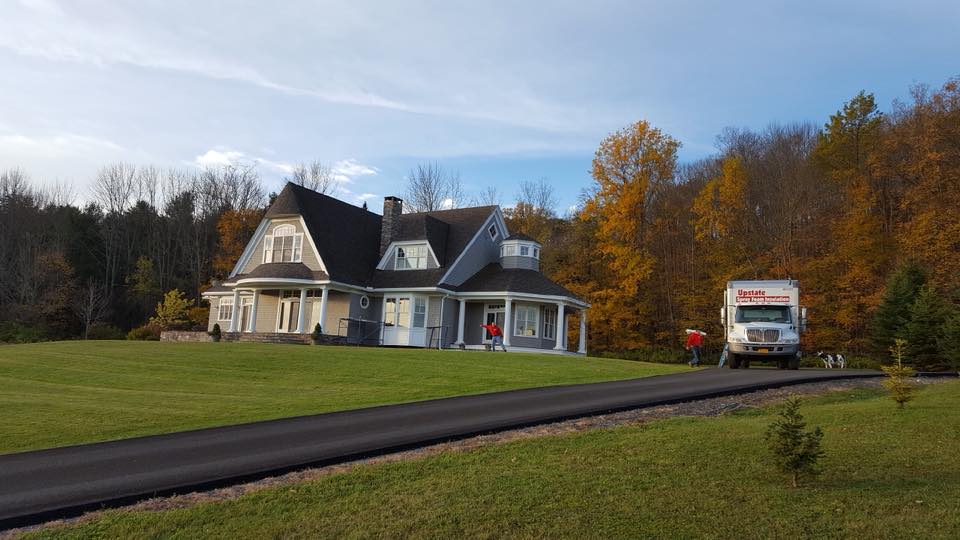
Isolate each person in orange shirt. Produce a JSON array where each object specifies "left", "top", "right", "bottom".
[
  {"left": 480, "top": 323, "right": 507, "bottom": 352},
  {"left": 685, "top": 329, "right": 704, "bottom": 367}
]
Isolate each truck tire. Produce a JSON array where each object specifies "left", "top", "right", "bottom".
[
  {"left": 729, "top": 354, "right": 740, "bottom": 369},
  {"left": 741, "top": 359, "right": 751, "bottom": 369},
  {"left": 788, "top": 356, "right": 800, "bottom": 370},
  {"left": 776, "top": 358, "right": 787, "bottom": 370}
]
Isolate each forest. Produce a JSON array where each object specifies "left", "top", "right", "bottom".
[{"left": 1, "top": 77, "right": 958, "bottom": 369}]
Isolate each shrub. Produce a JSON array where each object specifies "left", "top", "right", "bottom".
[
  {"left": 86, "top": 324, "right": 126, "bottom": 340},
  {"left": 149, "top": 289, "right": 195, "bottom": 330},
  {"left": 765, "top": 397, "right": 824, "bottom": 488},
  {"left": 882, "top": 339, "right": 917, "bottom": 409},
  {"left": 127, "top": 324, "right": 162, "bottom": 341},
  {"left": 0, "top": 321, "right": 46, "bottom": 343},
  {"left": 209, "top": 323, "right": 222, "bottom": 342},
  {"left": 312, "top": 323, "right": 322, "bottom": 339},
  {"left": 188, "top": 306, "right": 210, "bottom": 330}
]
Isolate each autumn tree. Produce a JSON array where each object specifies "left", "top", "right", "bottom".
[
  {"left": 583, "top": 120, "right": 680, "bottom": 348},
  {"left": 150, "top": 289, "right": 195, "bottom": 330},
  {"left": 214, "top": 208, "right": 264, "bottom": 277}
]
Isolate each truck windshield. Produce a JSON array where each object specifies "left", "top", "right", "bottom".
[{"left": 735, "top": 306, "right": 791, "bottom": 323}]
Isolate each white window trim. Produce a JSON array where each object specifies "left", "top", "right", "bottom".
[
  {"left": 232, "top": 216, "right": 327, "bottom": 277},
  {"left": 513, "top": 304, "right": 539, "bottom": 338},
  {"left": 359, "top": 295, "right": 370, "bottom": 309},
  {"left": 263, "top": 224, "right": 304, "bottom": 264},
  {"left": 218, "top": 298, "right": 234, "bottom": 321},
  {"left": 395, "top": 245, "right": 428, "bottom": 270},
  {"left": 377, "top": 241, "right": 439, "bottom": 271},
  {"left": 488, "top": 224, "right": 499, "bottom": 241},
  {"left": 543, "top": 307, "right": 557, "bottom": 340}
]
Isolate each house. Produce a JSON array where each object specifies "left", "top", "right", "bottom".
[{"left": 203, "top": 182, "right": 589, "bottom": 354}]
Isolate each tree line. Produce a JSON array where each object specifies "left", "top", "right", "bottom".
[{"left": 2, "top": 76, "right": 957, "bottom": 369}]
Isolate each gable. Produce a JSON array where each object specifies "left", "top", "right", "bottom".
[{"left": 237, "top": 217, "right": 324, "bottom": 276}]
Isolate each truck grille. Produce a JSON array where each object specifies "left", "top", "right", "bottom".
[{"left": 747, "top": 329, "right": 780, "bottom": 343}]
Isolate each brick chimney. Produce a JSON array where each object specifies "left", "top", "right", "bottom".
[{"left": 380, "top": 196, "right": 403, "bottom": 256}]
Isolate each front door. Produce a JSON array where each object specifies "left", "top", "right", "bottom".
[
  {"left": 483, "top": 303, "right": 505, "bottom": 343},
  {"left": 240, "top": 298, "right": 253, "bottom": 332},
  {"left": 277, "top": 299, "right": 301, "bottom": 333},
  {"left": 382, "top": 296, "right": 427, "bottom": 346}
]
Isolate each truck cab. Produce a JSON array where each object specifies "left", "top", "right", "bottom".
[{"left": 721, "top": 280, "right": 806, "bottom": 369}]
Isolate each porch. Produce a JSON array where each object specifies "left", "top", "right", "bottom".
[{"left": 451, "top": 296, "right": 587, "bottom": 355}]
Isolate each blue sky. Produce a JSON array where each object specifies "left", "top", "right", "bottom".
[{"left": 1, "top": 0, "right": 957, "bottom": 212}]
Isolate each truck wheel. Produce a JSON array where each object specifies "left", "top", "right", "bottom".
[
  {"left": 729, "top": 354, "right": 740, "bottom": 369},
  {"left": 776, "top": 358, "right": 787, "bottom": 369},
  {"left": 788, "top": 357, "right": 800, "bottom": 370},
  {"left": 741, "top": 359, "right": 751, "bottom": 369}
]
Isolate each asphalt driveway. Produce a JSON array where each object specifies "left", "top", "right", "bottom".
[{"left": 0, "top": 367, "right": 880, "bottom": 529}]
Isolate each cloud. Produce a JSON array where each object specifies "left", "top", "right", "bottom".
[
  {"left": 356, "top": 193, "right": 378, "bottom": 201},
  {"left": 192, "top": 148, "right": 293, "bottom": 174},
  {"left": 16, "top": 0, "right": 63, "bottom": 16},
  {"left": 0, "top": 132, "right": 123, "bottom": 156},
  {"left": 331, "top": 159, "right": 379, "bottom": 184},
  {"left": 440, "top": 197, "right": 455, "bottom": 210}
]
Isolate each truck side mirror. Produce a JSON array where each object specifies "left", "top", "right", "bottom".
[
  {"left": 800, "top": 307, "right": 808, "bottom": 332},
  {"left": 720, "top": 307, "right": 726, "bottom": 327}
]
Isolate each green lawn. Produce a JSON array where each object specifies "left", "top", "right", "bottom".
[
  {"left": 25, "top": 381, "right": 960, "bottom": 539},
  {"left": 0, "top": 341, "right": 683, "bottom": 454}
]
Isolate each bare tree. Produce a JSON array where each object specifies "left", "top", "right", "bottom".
[
  {"left": 517, "top": 178, "right": 558, "bottom": 217},
  {"left": 285, "top": 160, "right": 339, "bottom": 195},
  {"left": 73, "top": 281, "right": 111, "bottom": 339},
  {"left": 92, "top": 163, "right": 138, "bottom": 214},
  {"left": 197, "top": 163, "right": 265, "bottom": 212},
  {"left": 404, "top": 162, "right": 464, "bottom": 212},
  {"left": 475, "top": 186, "right": 503, "bottom": 207}
]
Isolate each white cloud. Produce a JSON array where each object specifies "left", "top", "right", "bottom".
[
  {"left": 356, "top": 193, "right": 378, "bottom": 201},
  {"left": 440, "top": 197, "right": 455, "bottom": 210},
  {"left": 192, "top": 148, "right": 293, "bottom": 174},
  {"left": 16, "top": 0, "right": 63, "bottom": 16},
  {"left": 0, "top": 132, "right": 123, "bottom": 156},
  {"left": 331, "top": 158, "right": 379, "bottom": 184}
]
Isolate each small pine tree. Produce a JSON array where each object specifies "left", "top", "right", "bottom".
[
  {"left": 938, "top": 310, "right": 960, "bottom": 373},
  {"left": 149, "top": 289, "right": 195, "bottom": 330},
  {"left": 870, "top": 261, "right": 926, "bottom": 353},
  {"left": 765, "top": 397, "right": 825, "bottom": 488},
  {"left": 882, "top": 338, "right": 917, "bottom": 408},
  {"left": 903, "top": 284, "right": 947, "bottom": 370}
]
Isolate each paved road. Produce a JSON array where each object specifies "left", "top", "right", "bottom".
[{"left": 0, "top": 368, "right": 879, "bottom": 529}]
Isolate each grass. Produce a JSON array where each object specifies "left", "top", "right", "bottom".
[
  {"left": 24, "top": 380, "right": 960, "bottom": 539},
  {"left": 0, "top": 341, "right": 684, "bottom": 454}
]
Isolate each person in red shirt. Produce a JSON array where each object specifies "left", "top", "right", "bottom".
[
  {"left": 685, "top": 329, "right": 704, "bottom": 367},
  {"left": 480, "top": 323, "right": 507, "bottom": 352}
]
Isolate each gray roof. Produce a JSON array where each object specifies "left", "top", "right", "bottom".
[
  {"left": 226, "top": 263, "right": 328, "bottom": 283},
  {"left": 442, "top": 264, "right": 582, "bottom": 301}
]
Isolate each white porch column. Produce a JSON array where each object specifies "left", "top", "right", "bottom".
[
  {"left": 296, "top": 289, "right": 308, "bottom": 333},
  {"left": 503, "top": 297, "right": 513, "bottom": 347},
  {"left": 228, "top": 289, "right": 241, "bottom": 332},
  {"left": 578, "top": 310, "right": 587, "bottom": 354},
  {"left": 554, "top": 302, "right": 566, "bottom": 351},
  {"left": 248, "top": 289, "right": 260, "bottom": 332},
  {"left": 318, "top": 286, "right": 329, "bottom": 334},
  {"left": 456, "top": 299, "right": 466, "bottom": 344}
]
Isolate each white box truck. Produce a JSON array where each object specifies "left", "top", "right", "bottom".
[{"left": 721, "top": 280, "right": 807, "bottom": 369}]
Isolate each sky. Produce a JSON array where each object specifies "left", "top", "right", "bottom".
[{"left": 1, "top": 0, "right": 958, "bottom": 213}]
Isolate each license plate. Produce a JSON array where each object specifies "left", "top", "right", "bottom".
[{"left": 757, "top": 348, "right": 769, "bottom": 353}]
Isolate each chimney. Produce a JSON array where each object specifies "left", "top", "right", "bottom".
[{"left": 380, "top": 196, "right": 403, "bottom": 256}]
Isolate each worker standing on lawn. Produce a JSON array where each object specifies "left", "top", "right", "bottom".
[
  {"left": 685, "top": 329, "right": 705, "bottom": 367},
  {"left": 480, "top": 322, "right": 507, "bottom": 352}
]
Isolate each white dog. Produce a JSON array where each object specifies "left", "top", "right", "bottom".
[{"left": 816, "top": 351, "right": 846, "bottom": 369}]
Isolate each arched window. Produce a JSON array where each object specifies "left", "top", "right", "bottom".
[{"left": 263, "top": 224, "right": 303, "bottom": 263}]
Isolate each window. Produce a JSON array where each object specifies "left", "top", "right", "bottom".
[
  {"left": 263, "top": 224, "right": 303, "bottom": 263},
  {"left": 397, "top": 298, "right": 410, "bottom": 327},
  {"left": 501, "top": 244, "right": 516, "bottom": 257},
  {"left": 413, "top": 297, "right": 427, "bottom": 328},
  {"left": 384, "top": 298, "right": 396, "bottom": 326},
  {"left": 395, "top": 245, "right": 427, "bottom": 270},
  {"left": 543, "top": 308, "right": 557, "bottom": 340},
  {"left": 359, "top": 295, "right": 370, "bottom": 309},
  {"left": 218, "top": 298, "right": 234, "bottom": 321},
  {"left": 520, "top": 246, "right": 529, "bottom": 257},
  {"left": 488, "top": 224, "right": 499, "bottom": 240},
  {"left": 514, "top": 305, "right": 539, "bottom": 337},
  {"left": 533, "top": 247, "right": 540, "bottom": 259}
]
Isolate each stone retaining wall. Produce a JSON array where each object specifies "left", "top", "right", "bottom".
[{"left": 160, "top": 331, "right": 213, "bottom": 343}]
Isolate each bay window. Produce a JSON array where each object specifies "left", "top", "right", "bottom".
[{"left": 514, "top": 305, "right": 539, "bottom": 337}]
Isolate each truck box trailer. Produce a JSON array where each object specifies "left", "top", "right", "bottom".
[{"left": 721, "top": 280, "right": 807, "bottom": 369}]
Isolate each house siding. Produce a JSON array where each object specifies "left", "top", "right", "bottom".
[
  {"left": 440, "top": 214, "right": 500, "bottom": 287},
  {"left": 441, "top": 297, "right": 458, "bottom": 348},
  {"left": 255, "top": 291, "right": 280, "bottom": 331},
  {"left": 500, "top": 255, "right": 539, "bottom": 271},
  {"left": 240, "top": 218, "right": 323, "bottom": 275}
]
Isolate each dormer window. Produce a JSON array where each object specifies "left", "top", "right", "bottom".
[
  {"left": 263, "top": 224, "right": 303, "bottom": 263},
  {"left": 395, "top": 245, "right": 427, "bottom": 270},
  {"left": 488, "top": 224, "right": 499, "bottom": 241}
]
